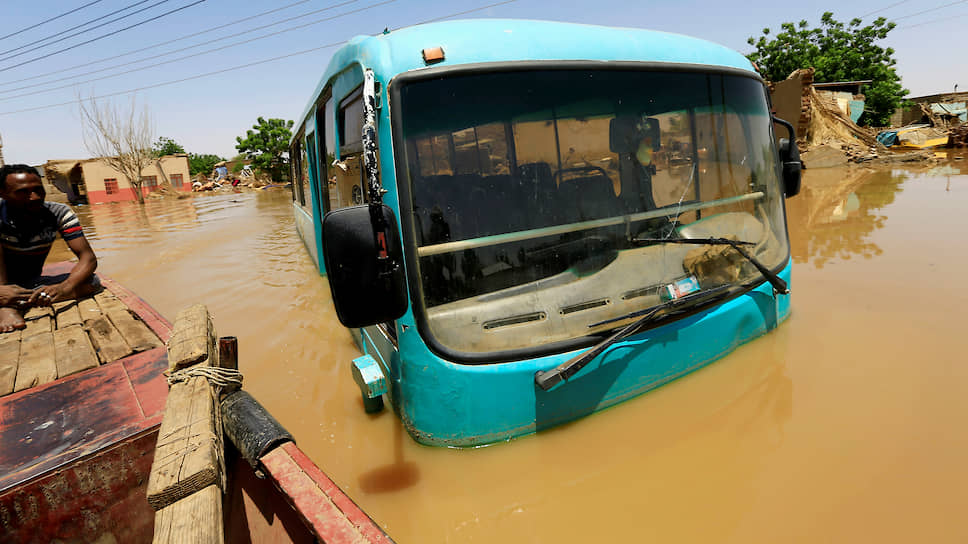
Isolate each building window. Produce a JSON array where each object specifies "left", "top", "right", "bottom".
[
  {"left": 104, "top": 179, "right": 118, "bottom": 195},
  {"left": 144, "top": 175, "right": 158, "bottom": 190},
  {"left": 171, "top": 174, "right": 183, "bottom": 188}
]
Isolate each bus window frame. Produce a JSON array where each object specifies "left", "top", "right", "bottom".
[
  {"left": 290, "top": 132, "right": 306, "bottom": 206},
  {"left": 303, "top": 129, "right": 318, "bottom": 213},
  {"left": 315, "top": 91, "right": 334, "bottom": 215},
  {"left": 338, "top": 86, "right": 364, "bottom": 156},
  {"left": 388, "top": 61, "right": 789, "bottom": 365}
]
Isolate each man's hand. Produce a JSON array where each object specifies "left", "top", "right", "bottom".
[
  {"left": 29, "top": 283, "right": 70, "bottom": 306},
  {"left": 0, "top": 284, "right": 33, "bottom": 307}
]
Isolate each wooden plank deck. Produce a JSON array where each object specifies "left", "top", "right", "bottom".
[{"left": 0, "top": 284, "right": 165, "bottom": 399}]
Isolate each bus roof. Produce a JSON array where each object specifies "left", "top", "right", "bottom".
[{"left": 294, "top": 19, "right": 756, "bottom": 128}]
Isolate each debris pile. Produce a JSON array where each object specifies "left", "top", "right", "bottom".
[{"left": 949, "top": 125, "right": 968, "bottom": 147}]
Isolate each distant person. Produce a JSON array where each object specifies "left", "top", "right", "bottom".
[
  {"left": 0, "top": 164, "right": 98, "bottom": 333},
  {"left": 213, "top": 163, "right": 229, "bottom": 183}
]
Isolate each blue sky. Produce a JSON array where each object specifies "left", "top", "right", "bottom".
[{"left": 0, "top": 0, "right": 962, "bottom": 165}]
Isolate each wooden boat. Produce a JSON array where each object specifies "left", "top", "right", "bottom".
[{"left": 0, "top": 263, "right": 392, "bottom": 543}]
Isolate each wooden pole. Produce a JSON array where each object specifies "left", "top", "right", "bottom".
[{"left": 148, "top": 304, "right": 224, "bottom": 544}]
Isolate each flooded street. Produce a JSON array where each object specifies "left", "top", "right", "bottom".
[{"left": 49, "top": 156, "right": 968, "bottom": 543}]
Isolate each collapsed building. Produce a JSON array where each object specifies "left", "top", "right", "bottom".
[{"left": 42, "top": 154, "right": 191, "bottom": 204}]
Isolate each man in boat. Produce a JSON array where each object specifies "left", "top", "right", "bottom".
[{"left": 0, "top": 164, "right": 98, "bottom": 333}]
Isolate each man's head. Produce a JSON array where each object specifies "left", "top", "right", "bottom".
[{"left": 0, "top": 164, "right": 46, "bottom": 211}]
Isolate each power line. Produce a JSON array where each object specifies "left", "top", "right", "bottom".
[
  {"left": 0, "top": 0, "right": 105, "bottom": 43},
  {"left": 0, "top": 0, "right": 386, "bottom": 101},
  {"left": 417, "top": 0, "right": 516, "bottom": 23},
  {"left": 897, "top": 10, "right": 968, "bottom": 28},
  {"left": 0, "top": 0, "right": 165, "bottom": 60},
  {"left": 0, "top": 0, "right": 207, "bottom": 73},
  {"left": 0, "top": 0, "right": 313, "bottom": 89},
  {"left": 0, "top": 0, "right": 354, "bottom": 95},
  {"left": 0, "top": 0, "right": 520, "bottom": 117},
  {"left": 893, "top": 0, "right": 968, "bottom": 20},
  {"left": 858, "top": 0, "right": 912, "bottom": 19}
]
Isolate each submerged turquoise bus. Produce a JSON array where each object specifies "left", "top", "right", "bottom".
[{"left": 289, "top": 19, "right": 801, "bottom": 447}]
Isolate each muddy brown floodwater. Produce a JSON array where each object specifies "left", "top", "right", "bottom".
[{"left": 47, "top": 155, "right": 968, "bottom": 543}]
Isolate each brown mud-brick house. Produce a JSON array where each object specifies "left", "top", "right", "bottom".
[{"left": 43, "top": 154, "right": 191, "bottom": 204}]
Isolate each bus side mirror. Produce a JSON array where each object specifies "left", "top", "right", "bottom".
[
  {"left": 322, "top": 204, "right": 409, "bottom": 328},
  {"left": 773, "top": 116, "right": 801, "bottom": 198}
]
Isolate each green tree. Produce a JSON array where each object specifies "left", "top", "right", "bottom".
[
  {"left": 151, "top": 136, "right": 186, "bottom": 157},
  {"left": 188, "top": 153, "right": 225, "bottom": 176},
  {"left": 747, "top": 12, "right": 908, "bottom": 126},
  {"left": 235, "top": 117, "right": 293, "bottom": 181}
]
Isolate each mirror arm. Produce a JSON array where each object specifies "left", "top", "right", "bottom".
[
  {"left": 772, "top": 116, "right": 802, "bottom": 198},
  {"left": 362, "top": 69, "right": 394, "bottom": 268}
]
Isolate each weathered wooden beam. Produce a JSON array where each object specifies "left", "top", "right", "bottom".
[
  {"left": 76, "top": 297, "right": 101, "bottom": 320},
  {"left": 13, "top": 332, "right": 56, "bottom": 392},
  {"left": 94, "top": 291, "right": 127, "bottom": 314},
  {"left": 23, "top": 306, "right": 53, "bottom": 321},
  {"left": 53, "top": 325, "right": 99, "bottom": 378},
  {"left": 54, "top": 303, "right": 82, "bottom": 330},
  {"left": 85, "top": 315, "right": 133, "bottom": 363},
  {"left": 146, "top": 375, "right": 220, "bottom": 510},
  {"left": 166, "top": 304, "right": 213, "bottom": 372},
  {"left": 151, "top": 484, "right": 223, "bottom": 544},
  {"left": 21, "top": 315, "right": 52, "bottom": 338},
  {"left": 0, "top": 334, "right": 21, "bottom": 396},
  {"left": 107, "top": 310, "right": 162, "bottom": 353}
]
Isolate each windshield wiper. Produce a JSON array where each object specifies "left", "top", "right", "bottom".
[
  {"left": 632, "top": 237, "right": 789, "bottom": 295},
  {"left": 534, "top": 286, "right": 732, "bottom": 391}
]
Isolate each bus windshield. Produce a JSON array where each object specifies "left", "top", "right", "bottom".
[{"left": 396, "top": 69, "right": 789, "bottom": 355}]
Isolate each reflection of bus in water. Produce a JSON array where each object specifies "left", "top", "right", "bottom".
[{"left": 289, "top": 20, "right": 802, "bottom": 446}]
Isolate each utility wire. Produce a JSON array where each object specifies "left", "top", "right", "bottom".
[
  {"left": 0, "top": 0, "right": 520, "bottom": 117},
  {"left": 897, "top": 10, "right": 968, "bottom": 28},
  {"left": 0, "top": 0, "right": 207, "bottom": 73},
  {"left": 858, "top": 0, "right": 912, "bottom": 18},
  {"left": 0, "top": 0, "right": 166, "bottom": 60},
  {"left": 893, "top": 0, "right": 968, "bottom": 20},
  {"left": 0, "top": 0, "right": 105, "bottom": 43},
  {"left": 0, "top": 0, "right": 353, "bottom": 95},
  {"left": 0, "top": 0, "right": 313, "bottom": 89},
  {"left": 415, "top": 0, "right": 515, "bottom": 23},
  {"left": 0, "top": 0, "right": 385, "bottom": 101}
]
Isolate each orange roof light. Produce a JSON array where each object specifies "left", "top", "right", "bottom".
[{"left": 422, "top": 46, "right": 445, "bottom": 65}]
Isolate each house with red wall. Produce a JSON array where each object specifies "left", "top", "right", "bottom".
[{"left": 43, "top": 154, "right": 192, "bottom": 204}]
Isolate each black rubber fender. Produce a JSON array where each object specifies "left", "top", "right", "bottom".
[{"left": 221, "top": 390, "right": 293, "bottom": 468}]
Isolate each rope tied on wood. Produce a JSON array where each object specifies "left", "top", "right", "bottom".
[{"left": 166, "top": 366, "right": 243, "bottom": 389}]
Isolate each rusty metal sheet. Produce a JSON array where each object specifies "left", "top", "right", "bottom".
[
  {"left": 0, "top": 429, "right": 158, "bottom": 544},
  {"left": 122, "top": 347, "right": 169, "bottom": 419},
  {"left": 225, "top": 454, "right": 317, "bottom": 544},
  {"left": 260, "top": 442, "right": 394, "bottom": 543},
  {"left": 0, "top": 352, "right": 164, "bottom": 493}
]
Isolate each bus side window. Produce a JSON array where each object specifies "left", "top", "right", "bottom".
[
  {"left": 299, "top": 139, "right": 311, "bottom": 208},
  {"left": 333, "top": 88, "right": 366, "bottom": 209},
  {"left": 304, "top": 131, "right": 318, "bottom": 213}
]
